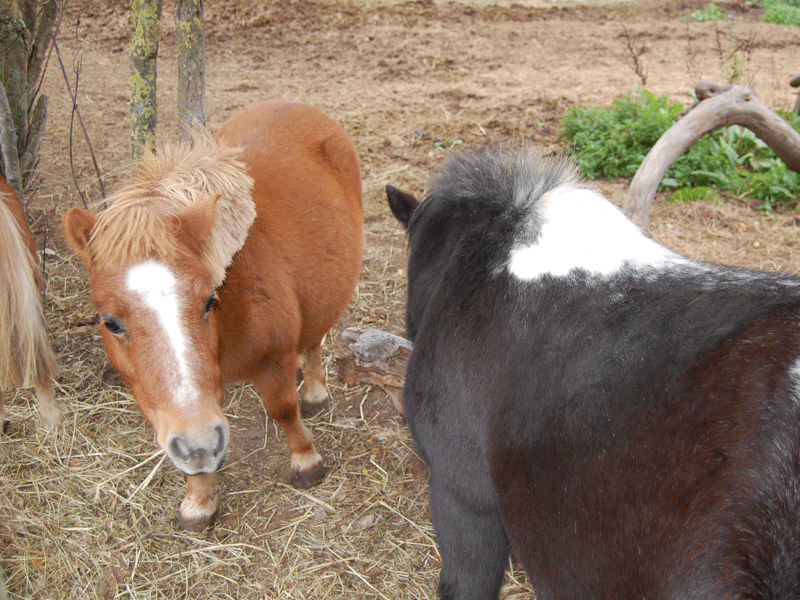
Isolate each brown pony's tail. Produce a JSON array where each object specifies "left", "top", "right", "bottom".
[{"left": 0, "top": 193, "right": 59, "bottom": 390}]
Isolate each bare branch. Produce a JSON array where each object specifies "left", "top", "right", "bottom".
[{"left": 48, "top": 30, "right": 105, "bottom": 204}]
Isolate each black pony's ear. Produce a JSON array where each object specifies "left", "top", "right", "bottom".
[{"left": 385, "top": 185, "right": 420, "bottom": 230}]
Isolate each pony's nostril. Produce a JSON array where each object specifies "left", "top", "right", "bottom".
[
  {"left": 166, "top": 425, "right": 226, "bottom": 474},
  {"left": 169, "top": 436, "right": 191, "bottom": 463},
  {"left": 213, "top": 424, "right": 226, "bottom": 458}
]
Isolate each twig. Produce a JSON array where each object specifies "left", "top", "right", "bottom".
[
  {"left": 48, "top": 26, "right": 105, "bottom": 206},
  {"left": 621, "top": 25, "right": 647, "bottom": 87}
]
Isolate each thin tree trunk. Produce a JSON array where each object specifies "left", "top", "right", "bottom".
[
  {"left": 0, "top": 80, "right": 24, "bottom": 203},
  {"left": 130, "top": 0, "right": 162, "bottom": 161},
  {"left": 0, "top": 0, "right": 60, "bottom": 205},
  {"left": 0, "top": 1, "right": 31, "bottom": 164},
  {"left": 175, "top": 0, "right": 205, "bottom": 139}
]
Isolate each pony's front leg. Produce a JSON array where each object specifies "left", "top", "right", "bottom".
[
  {"left": 255, "top": 354, "right": 325, "bottom": 489},
  {"left": 34, "top": 378, "right": 62, "bottom": 430},
  {"left": 179, "top": 472, "right": 217, "bottom": 531}
]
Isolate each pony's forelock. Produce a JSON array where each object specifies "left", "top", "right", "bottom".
[{"left": 87, "top": 130, "right": 256, "bottom": 287}]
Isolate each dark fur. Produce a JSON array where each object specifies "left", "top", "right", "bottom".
[{"left": 388, "top": 145, "right": 800, "bottom": 600}]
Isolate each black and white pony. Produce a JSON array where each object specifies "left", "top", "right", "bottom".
[{"left": 387, "top": 145, "right": 800, "bottom": 600}]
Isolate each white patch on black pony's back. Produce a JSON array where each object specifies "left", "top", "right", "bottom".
[
  {"left": 420, "top": 146, "right": 695, "bottom": 286},
  {"left": 508, "top": 184, "right": 684, "bottom": 280}
]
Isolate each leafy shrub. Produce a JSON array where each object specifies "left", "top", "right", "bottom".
[
  {"left": 560, "top": 89, "right": 800, "bottom": 210},
  {"left": 560, "top": 89, "right": 682, "bottom": 180},
  {"left": 763, "top": 4, "right": 800, "bottom": 25},
  {"left": 758, "top": 0, "right": 800, "bottom": 24}
]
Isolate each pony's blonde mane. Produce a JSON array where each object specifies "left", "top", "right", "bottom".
[
  {"left": 87, "top": 130, "right": 256, "bottom": 288},
  {"left": 0, "top": 193, "right": 59, "bottom": 388}
]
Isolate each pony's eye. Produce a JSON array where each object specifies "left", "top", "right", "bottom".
[
  {"left": 101, "top": 315, "right": 125, "bottom": 336},
  {"left": 203, "top": 293, "right": 216, "bottom": 316}
]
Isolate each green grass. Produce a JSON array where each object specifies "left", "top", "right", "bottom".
[{"left": 560, "top": 89, "right": 800, "bottom": 211}]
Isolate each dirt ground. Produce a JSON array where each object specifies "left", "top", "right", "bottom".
[{"left": 4, "top": 0, "right": 800, "bottom": 598}]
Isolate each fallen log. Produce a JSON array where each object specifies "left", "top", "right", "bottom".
[
  {"left": 337, "top": 327, "right": 412, "bottom": 416},
  {"left": 623, "top": 80, "right": 800, "bottom": 231}
]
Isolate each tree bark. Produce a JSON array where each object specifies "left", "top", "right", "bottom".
[
  {"left": 175, "top": 0, "right": 205, "bottom": 139},
  {"left": 130, "top": 0, "right": 162, "bottom": 160},
  {"left": 0, "top": 79, "right": 24, "bottom": 203},
  {"left": 0, "top": 0, "right": 55, "bottom": 203},
  {"left": 0, "top": 0, "right": 30, "bottom": 160},
  {"left": 0, "top": 0, "right": 57, "bottom": 204},
  {"left": 623, "top": 82, "right": 800, "bottom": 231}
]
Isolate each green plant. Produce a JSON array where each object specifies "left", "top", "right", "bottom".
[
  {"left": 758, "top": 0, "right": 800, "bottom": 7},
  {"left": 433, "top": 138, "right": 463, "bottom": 150},
  {"left": 690, "top": 3, "right": 729, "bottom": 21},
  {"left": 428, "top": 138, "right": 463, "bottom": 157},
  {"left": 561, "top": 89, "right": 683, "bottom": 180},
  {"left": 763, "top": 4, "right": 800, "bottom": 25},
  {"left": 757, "top": 0, "right": 800, "bottom": 25},
  {"left": 560, "top": 89, "right": 800, "bottom": 211}
]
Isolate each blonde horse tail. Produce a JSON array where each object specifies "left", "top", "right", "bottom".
[{"left": 0, "top": 193, "right": 60, "bottom": 396}]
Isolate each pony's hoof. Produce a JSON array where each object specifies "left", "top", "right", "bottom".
[
  {"left": 291, "top": 462, "right": 327, "bottom": 489},
  {"left": 178, "top": 512, "right": 214, "bottom": 532},
  {"left": 40, "top": 406, "right": 63, "bottom": 431},
  {"left": 300, "top": 398, "right": 328, "bottom": 418},
  {"left": 178, "top": 495, "right": 216, "bottom": 532},
  {"left": 301, "top": 378, "right": 329, "bottom": 416}
]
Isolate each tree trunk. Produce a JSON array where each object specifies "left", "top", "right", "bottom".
[
  {"left": 175, "top": 0, "right": 205, "bottom": 139},
  {"left": 623, "top": 81, "right": 800, "bottom": 231},
  {"left": 130, "top": 0, "right": 162, "bottom": 161},
  {"left": 0, "top": 0, "right": 59, "bottom": 205},
  {"left": 0, "top": 79, "right": 23, "bottom": 202}
]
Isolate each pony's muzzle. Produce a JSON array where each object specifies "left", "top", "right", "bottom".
[{"left": 165, "top": 422, "right": 228, "bottom": 475}]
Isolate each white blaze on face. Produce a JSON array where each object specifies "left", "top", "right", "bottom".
[
  {"left": 126, "top": 259, "right": 199, "bottom": 406},
  {"left": 508, "top": 186, "right": 681, "bottom": 280}
]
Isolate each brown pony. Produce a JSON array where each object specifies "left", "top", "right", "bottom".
[
  {"left": 0, "top": 175, "right": 61, "bottom": 431},
  {"left": 64, "top": 102, "right": 363, "bottom": 530}
]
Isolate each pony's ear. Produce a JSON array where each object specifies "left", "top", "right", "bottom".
[
  {"left": 386, "top": 185, "right": 419, "bottom": 229},
  {"left": 174, "top": 192, "right": 219, "bottom": 256},
  {"left": 63, "top": 207, "right": 97, "bottom": 263}
]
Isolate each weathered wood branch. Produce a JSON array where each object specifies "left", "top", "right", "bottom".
[
  {"left": 623, "top": 81, "right": 800, "bottom": 231},
  {"left": 790, "top": 71, "right": 800, "bottom": 113},
  {"left": 337, "top": 327, "right": 412, "bottom": 416}
]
